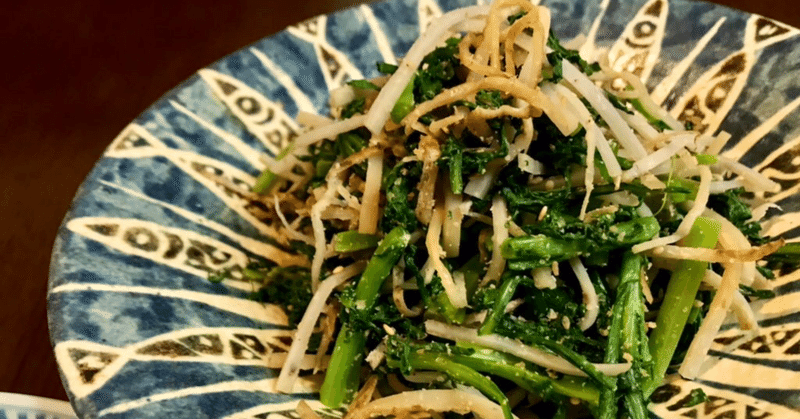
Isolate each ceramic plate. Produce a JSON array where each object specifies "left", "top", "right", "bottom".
[
  {"left": 48, "top": 0, "right": 800, "bottom": 417},
  {"left": 0, "top": 393, "right": 77, "bottom": 419}
]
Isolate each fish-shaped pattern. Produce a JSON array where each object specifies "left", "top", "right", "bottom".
[
  {"left": 168, "top": 100, "right": 266, "bottom": 171},
  {"left": 106, "top": 124, "right": 285, "bottom": 243},
  {"left": 670, "top": 15, "right": 798, "bottom": 134},
  {"left": 54, "top": 328, "right": 321, "bottom": 399},
  {"left": 199, "top": 69, "right": 301, "bottom": 157},
  {"left": 700, "top": 356, "right": 800, "bottom": 391},
  {"left": 66, "top": 216, "right": 253, "bottom": 289},
  {"left": 607, "top": 0, "right": 668, "bottom": 84},
  {"left": 751, "top": 134, "right": 800, "bottom": 203},
  {"left": 94, "top": 179, "right": 307, "bottom": 268},
  {"left": 650, "top": 17, "right": 727, "bottom": 106},
  {"left": 721, "top": 95, "right": 800, "bottom": 164},
  {"left": 649, "top": 376, "right": 800, "bottom": 418},
  {"left": 712, "top": 324, "right": 800, "bottom": 362},
  {"left": 51, "top": 282, "right": 289, "bottom": 326},
  {"left": 286, "top": 16, "right": 364, "bottom": 91}
]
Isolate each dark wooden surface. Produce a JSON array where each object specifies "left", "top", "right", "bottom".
[{"left": 1, "top": 0, "right": 798, "bottom": 404}]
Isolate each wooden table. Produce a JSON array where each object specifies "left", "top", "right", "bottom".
[{"left": 1, "top": 0, "right": 798, "bottom": 404}]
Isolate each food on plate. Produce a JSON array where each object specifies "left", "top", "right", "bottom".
[{"left": 212, "top": 0, "right": 798, "bottom": 417}]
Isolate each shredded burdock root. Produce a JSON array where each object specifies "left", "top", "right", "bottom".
[{"left": 209, "top": 0, "right": 797, "bottom": 418}]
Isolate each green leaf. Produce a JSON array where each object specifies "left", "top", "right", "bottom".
[
  {"left": 544, "top": 31, "right": 600, "bottom": 83},
  {"left": 250, "top": 266, "right": 313, "bottom": 327},
  {"left": 347, "top": 79, "right": 380, "bottom": 90},
  {"left": 341, "top": 97, "right": 366, "bottom": 119},
  {"left": 707, "top": 188, "right": 765, "bottom": 245},
  {"left": 695, "top": 154, "right": 718, "bottom": 165},
  {"left": 377, "top": 62, "right": 398, "bottom": 74},
  {"left": 739, "top": 284, "right": 776, "bottom": 300},
  {"left": 683, "top": 388, "right": 708, "bottom": 407},
  {"left": 390, "top": 77, "right": 416, "bottom": 123},
  {"left": 476, "top": 89, "right": 505, "bottom": 109},
  {"left": 507, "top": 10, "right": 527, "bottom": 24}
]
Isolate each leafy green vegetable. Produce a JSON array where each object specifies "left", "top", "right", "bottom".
[
  {"left": 377, "top": 62, "right": 398, "bottom": 74},
  {"left": 476, "top": 89, "right": 505, "bottom": 109},
  {"left": 606, "top": 92, "right": 633, "bottom": 115},
  {"left": 629, "top": 98, "right": 671, "bottom": 131},
  {"left": 683, "top": 388, "right": 709, "bottom": 407},
  {"left": 695, "top": 154, "right": 718, "bottom": 165},
  {"left": 451, "top": 349, "right": 601, "bottom": 405},
  {"left": 440, "top": 137, "right": 464, "bottom": 193},
  {"left": 427, "top": 275, "right": 466, "bottom": 324},
  {"left": 766, "top": 242, "right": 800, "bottom": 272},
  {"left": 386, "top": 346, "right": 514, "bottom": 419},
  {"left": 320, "top": 227, "right": 411, "bottom": 407},
  {"left": 333, "top": 230, "right": 380, "bottom": 252},
  {"left": 739, "top": 284, "right": 776, "bottom": 300},
  {"left": 438, "top": 128, "right": 511, "bottom": 189},
  {"left": 252, "top": 144, "right": 295, "bottom": 194},
  {"left": 301, "top": 128, "right": 369, "bottom": 186},
  {"left": 478, "top": 273, "right": 525, "bottom": 335},
  {"left": 341, "top": 96, "right": 366, "bottom": 119},
  {"left": 707, "top": 188, "right": 766, "bottom": 245},
  {"left": 500, "top": 185, "right": 573, "bottom": 216},
  {"left": 235, "top": 16, "right": 783, "bottom": 419},
  {"left": 414, "top": 37, "right": 462, "bottom": 102},
  {"left": 645, "top": 217, "right": 720, "bottom": 397},
  {"left": 391, "top": 77, "right": 416, "bottom": 123},
  {"left": 527, "top": 117, "right": 588, "bottom": 177},
  {"left": 347, "top": 79, "right": 380, "bottom": 90},
  {"left": 249, "top": 266, "right": 313, "bottom": 327},
  {"left": 507, "top": 10, "right": 527, "bottom": 24},
  {"left": 381, "top": 161, "right": 421, "bottom": 233},
  {"left": 501, "top": 217, "right": 660, "bottom": 269},
  {"left": 334, "top": 130, "right": 367, "bottom": 157},
  {"left": 545, "top": 31, "right": 601, "bottom": 83}
]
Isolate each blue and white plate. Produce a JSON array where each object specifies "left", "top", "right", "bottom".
[
  {"left": 0, "top": 393, "right": 77, "bottom": 419},
  {"left": 48, "top": 0, "right": 800, "bottom": 417}
]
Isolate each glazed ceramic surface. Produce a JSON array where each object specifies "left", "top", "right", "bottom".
[
  {"left": 0, "top": 393, "right": 77, "bottom": 419},
  {"left": 48, "top": 0, "right": 800, "bottom": 417}
]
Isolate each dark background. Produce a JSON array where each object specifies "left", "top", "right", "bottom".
[{"left": 1, "top": 0, "right": 798, "bottom": 403}]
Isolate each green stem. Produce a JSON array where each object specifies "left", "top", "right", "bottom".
[
  {"left": 333, "top": 230, "right": 380, "bottom": 252},
  {"left": 644, "top": 217, "right": 720, "bottom": 397},
  {"left": 502, "top": 217, "right": 659, "bottom": 269},
  {"left": 531, "top": 336, "right": 616, "bottom": 391},
  {"left": 318, "top": 326, "right": 365, "bottom": 406},
  {"left": 354, "top": 227, "right": 411, "bottom": 306},
  {"left": 620, "top": 253, "right": 649, "bottom": 419},
  {"left": 478, "top": 274, "right": 524, "bottom": 335},
  {"left": 599, "top": 251, "right": 646, "bottom": 419},
  {"left": 432, "top": 285, "right": 466, "bottom": 324},
  {"left": 390, "top": 76, "right": 416, "bottom": 123},
  {"left": 252, "top": 145, "right": 294, "bottom": 194},
  {"left": 319, "top": 227, "right": 410, "bottom": 407},
  {"left": 393, "top": 352, "right": 513, "bottom": 419},
  {"left": 767, "top": 242, "right": 800, "bottom": 265},
  {"left": 450, "top": 350, "right": 600, "bottom": 405}
]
